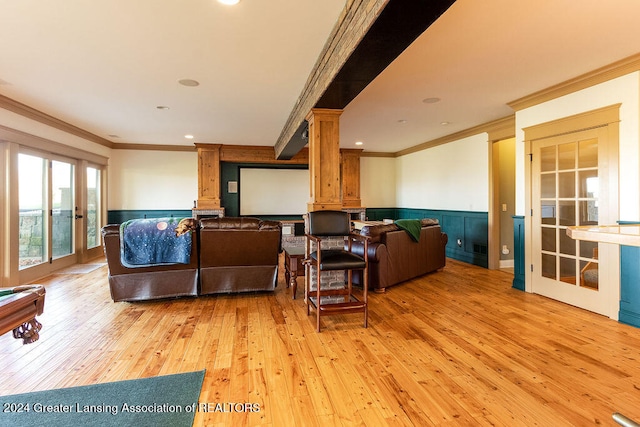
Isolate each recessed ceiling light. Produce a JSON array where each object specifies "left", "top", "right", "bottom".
[
  {"left": 178, "top": 79, "right": 200, "bottom": 87},
  {"left": 185, "top": 135, "right": 194, "bottom": 139},
  {"left": 398, "top": 119, "right": 407, "bottom": 124},
  {"left": 108, "top": 134, "right": 120, "bottom": 138},
  {"left": 440, "top": 121, "right": 450, "bottom": 126},
  {"left": 156, "top": 106, "right": 170, "bottom": 110},
  {"left": 355, "top": 141, "right": 363, "bottom": 146},
  {"left": 422, "top": 97, "right": 441, "bottom": 104},
  {"left": 218, "top": 0, "right": 240, "bottom": 5}
]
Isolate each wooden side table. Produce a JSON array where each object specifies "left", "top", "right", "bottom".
[{"left": 284, "top": 246, "right": 305, "bottom": 299}]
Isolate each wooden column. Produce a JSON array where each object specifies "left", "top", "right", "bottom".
[
  {"left": 341, "top": 148, "right": 362, "bottom": 208},
  {"left": 195, "top": 143, "right": 221, "bottom": 209},
  {"left": 306, "top": 109, "right": 343, "bottom": 212}
]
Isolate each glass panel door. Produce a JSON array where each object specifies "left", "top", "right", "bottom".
[
  {"left": 18, "top": 152, "right": 77, "bottom": 279},
  {"left": 52, "top": 160, "right": 75, "bottom": 259},
  {"left": 539, "top": 140, "right": 599, "bottom": 289},
  {"left": 18, "top": 154, "right": 47, "bottom": 269},
  {"left": 531, "top": 129, "right": 610, "bottom": 315},
  {"left": 86, "top": 166, "right": 101, "bottom": 249}
]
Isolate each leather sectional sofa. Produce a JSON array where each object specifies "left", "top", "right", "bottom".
[
  {"left": 199, "top": 217, "right": 281, "bottom": 295},
  {"left": 102, "top": 223, "right": 200, "bottom": 301},
  {"left": 102, "top": 217, "right": 281, "bottom": 302},
  {"left": 350, "top": 219, "right": 448, "bottom": 292}
]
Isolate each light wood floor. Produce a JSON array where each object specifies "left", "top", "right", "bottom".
[{"left": 2, "top": 256, "right": 640, "bottom": 426}]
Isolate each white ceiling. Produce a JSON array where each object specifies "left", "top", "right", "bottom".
[
  {"left": 0, "top": 0, "right": 345, "bottom": 147},
  {"left": 2, "top": 0, "right": 640, "bottom": 153}
]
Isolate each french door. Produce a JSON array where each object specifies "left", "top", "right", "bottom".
[
  {"left": 84, "top": 164, "right": 104, "bottom": 260},
  {"left": 18, "top": 152, "right": 77, "bottom": 279},
  {"left": 531, "top": 126, "right": 617, "bottom": 316},
  {"left": 17, "top": 151, "right": 104, "bottom": 280}
]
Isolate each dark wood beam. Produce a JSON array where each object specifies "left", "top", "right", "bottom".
[{"left": 275, "top": 0, "right": 456, "bottom": 159}]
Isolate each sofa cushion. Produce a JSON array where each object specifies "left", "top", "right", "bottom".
[
  {"left": 200, "top": 217, "right": 261, "bottom": 230},
  {"left": 359, "top": 224, "right": 398, "bottom": 243},
  {"left": 360, "top": 218, "right": 440, "bottom": 243}
]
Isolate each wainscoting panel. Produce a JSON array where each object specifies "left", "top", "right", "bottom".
[
  {"left": 366, "top": 208, "right": 488, "bottom": 267},
  {"left": 512, "top": 215, "right": 525, "bottom": 291},
  {"left": 620, "top": 245, "right": 640, "bottom": 328},
  {"left": 107, "top": 210, "right": 192, "bottom": 224},
  {"left": 365, "top": 208, "right": 397, "bottom": 221}
]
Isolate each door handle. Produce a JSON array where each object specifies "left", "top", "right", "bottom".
[{"left": 75, "top": 214, "right": 84, "bottom": 219}]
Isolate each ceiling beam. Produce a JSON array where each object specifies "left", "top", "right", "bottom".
[{"left": 274, "top": 0, "right": 455, "bottom": 160}]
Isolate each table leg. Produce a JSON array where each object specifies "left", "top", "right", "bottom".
[{"left": 290, "top": 272, "right": 298, "bottom": 299}]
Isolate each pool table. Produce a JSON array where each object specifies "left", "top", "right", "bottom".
[{"left": 0, "top": 285, "right": 45, "bottom": 344}]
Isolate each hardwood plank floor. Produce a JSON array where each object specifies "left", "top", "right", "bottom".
[{"left": 2, "top": 256, "right": 639, "bottom": 426}]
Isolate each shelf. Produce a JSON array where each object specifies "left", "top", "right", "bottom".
[{"left": 566, "top": 224, "right": 640, "bottom": 247}]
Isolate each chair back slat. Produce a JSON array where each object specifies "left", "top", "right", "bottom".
[{"left": 308, "top": 211, "right": 350, "bottom": 236}]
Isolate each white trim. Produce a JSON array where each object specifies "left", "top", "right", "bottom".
[{"left": 499, "top": 259, "right": 514, "bottom": 269}]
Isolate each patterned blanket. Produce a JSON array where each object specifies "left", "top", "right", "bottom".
[{"left": 120, "top": 218, "right": 192, "bottom": 268}]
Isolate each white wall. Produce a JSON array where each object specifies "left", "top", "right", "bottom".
[
  {"left": 395, "top": 133, "right": 489, "bottom": 211},
  {"left": 108, "top": 149, "right": 198, "bottom": 210},
  {"left": 360, "top": 156, "right": 396, "bottom": 208}
]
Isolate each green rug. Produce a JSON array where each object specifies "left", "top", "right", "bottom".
[{"left": 0, "top": 370, "right": 205, "bottom": 427}]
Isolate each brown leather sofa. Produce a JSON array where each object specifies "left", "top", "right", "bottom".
[
  {"left": 199, "top": 217, "right": 281, "bottom": 295},
  {"left": 350, "top": 219, "right": 448, "bottom": 292},
  {"left": 102, "top": 224, "right": 199, "bottom": 302}
]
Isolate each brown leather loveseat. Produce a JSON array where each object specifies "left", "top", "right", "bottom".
[
  {"left": 350, "top": 219, "right": 448, "bottom": 292},
  {"left": 199, "top": 217, "right": 281, "bottom": 295}
]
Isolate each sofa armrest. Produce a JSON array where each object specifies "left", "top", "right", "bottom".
[
  {"left": 349, "top": 241, "right": 386, "bottom": 263},
  {"left": 441, "top": 232, "right": 449, "bottom": 246}
]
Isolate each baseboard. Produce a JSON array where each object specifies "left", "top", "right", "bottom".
[{"left": 499, "top": 259, "right": 514, "bottom": 269}]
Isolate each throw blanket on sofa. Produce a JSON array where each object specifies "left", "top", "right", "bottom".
[
  {"left": 394, "top": 219, "right": 422, "bottom": 242},
  {"left": 120, "top": 218, "right": 191, "bottom": 268}
]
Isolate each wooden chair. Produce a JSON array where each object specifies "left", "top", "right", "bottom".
[{"left": 305, "top": 210, "right": 369, "bottom": 332}]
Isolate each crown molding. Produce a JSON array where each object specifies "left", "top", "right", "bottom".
[
  {"left": 0, "top": 124, "right": 108, "bottom": 165},
  {"left": 360, "top": 151, "right": 395, "bottom": 158},
  {"left": 395, "top": 115, "right": 516, "bottom": 157},
  {"left": 112, "top": 143, "right": 196, "bottom": 152},
  {"left": 508, "top": 53, "right": 640, "bottom": 111},
  {"left": 0, "top": 94, "right": 113, "bottom": 148}
]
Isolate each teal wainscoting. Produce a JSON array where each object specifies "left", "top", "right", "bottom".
[
  {"left": 366, "top": 208, "right": 488, "bottom": 268},
  {"left": 619, "top": 245, "right": 640, "bottom": 327},
  {"left": 616, "top": 221, "right": 640, "bottom": 328},
  {"left": 108, "top": 209, "right": 304, "bottom": 225},
  {"left": 512, "top": 216, "right": 525, "bottom": 291},
  {"left": 107, "top": 210, "right": 193, "bottom": 224},
  {"left": 365, "top": 208, "right": 397, "bottom": 221}
]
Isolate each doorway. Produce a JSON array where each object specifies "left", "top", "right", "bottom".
[
  {"left": 17, "top": 150, "right": 104, "bottom": 282},
  {"left": 526, "top": 106, "right": 619, "bottom": 317}
]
